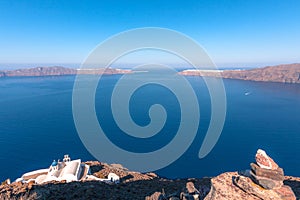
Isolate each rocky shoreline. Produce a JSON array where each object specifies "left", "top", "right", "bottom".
[
  {"left": 179, "top": 63, "right": 300, "bottom": 84},
  {"left": 0, "top": 149, "right": 299, "bottom": 200}
]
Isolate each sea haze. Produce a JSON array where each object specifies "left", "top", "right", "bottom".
[{"left": 0, "top": 75, "right": 299, "bottom": 181}]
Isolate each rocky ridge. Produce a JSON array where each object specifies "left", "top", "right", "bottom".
[
  {"left": 0, "top": 150, "right": 299, "bottom": 200},
  {"left": 146, "top": 149, "right": 298, "bottom": 200},
  {"left": 0, "top": 66, "right": 131, "bottom": 77},
  {"left": 1, "top": 63, "right": 300, "bottom": 84},
  {"left": 0, "top": 161, "right": 210, "bottom": 200},
  {"left": 179, "top": 63, "right": 300, "bottom": 84}
]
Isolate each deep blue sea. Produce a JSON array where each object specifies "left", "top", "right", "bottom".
[{"left": 0, "top": 75, "right": 299, "bottom": 181}]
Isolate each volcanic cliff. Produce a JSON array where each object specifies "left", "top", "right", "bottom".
[
  {"left": 179, "top": 63, "right": 300, "bottom": 84},
  {"left": 0, "top": 66, "right": 131, "bottom": 77}
]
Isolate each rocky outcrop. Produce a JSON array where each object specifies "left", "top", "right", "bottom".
[
  {"left": 0, "top": 161, "right": 211, "bottom": 200},
  {"left": 250, "top": 149, "right": 285, "bottom": 190},
  {"left": 204, "top": 149, "right": 296, "bottom": 200},
  {"left": 204, "top": 172, "right": 261, "bottom": 200},
  {"left": 234, "top": 174, "right": 295, "bottom": 200},
  {"left": 179, "top": 63, "right": 300, "bottom": 84},
  {"left": 204, "top": 172, "right": 296, "bottom": 200},
  {"left": 250, "top": 163, "right": 284, "bottom": 189},
  {"left": 0, "top": 161, "right": 159, "bottom": 200},
  {"left": 89, "top": 161, "right": 158, "bottom": 183},
  {"left": 0, "top": 150, "right": 299, "bottom": 200},
  {"left": 0, "top": 66, "right": 131, "bottom": 77}
]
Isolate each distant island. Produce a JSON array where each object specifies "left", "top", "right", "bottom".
[
  {"left": 1, "top": 63, "right": 300, "bottom": 84},
  {"left": 179, "top": 63, "right": 300, "bottom": 84},
  {"left": 0, "top": 66, "right": 131, "bottom": 77}
]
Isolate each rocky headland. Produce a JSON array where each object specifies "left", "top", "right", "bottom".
[
  {"left": 179, "top": 63, "right": 300, "bottom": 84},
  {"left": 0, "top": 149, "right": 299, "bottom": 200},
  {"left": 0, "top": 66, "right": 131, "bottom": 77},
  {"left": 1, "top": 63, "right": 300, "bottom": 85}
]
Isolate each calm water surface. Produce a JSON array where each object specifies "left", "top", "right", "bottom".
[{"left": 0, "top": 75, "right": 299, "bottom": 181}]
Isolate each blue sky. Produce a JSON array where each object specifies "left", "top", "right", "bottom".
[{"left": 0, "top": 0, "right": 300, "bottom": 68}]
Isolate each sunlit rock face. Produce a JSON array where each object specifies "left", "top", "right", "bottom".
[
  {"left": 204, "top": 149, "right": 296, "bottom": 200},
  {"left": 179, "top": 63, "right": 300, "bottom": 84}
]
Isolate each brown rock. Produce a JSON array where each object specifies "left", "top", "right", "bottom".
[
  {"left": 250, "top": 163, "right": 284, "bottom": 181},
  {"left": 186, "top": 182, "right": 196, "bottom": 194},
  {"left": 204, "top": 172, "right": 261, "bottom": 200},
  {"left": 145, "top": 192, "right": 166, "bottom": 200},
  {"left": 284, "top": 176, "right": 300, "bottom": 199},
  {"left": 255, "top": 149, "right": 279, "bottom": 170},
  {"left": 27, "top": 181, "right": 35, "bottom": 190},
  {"left": 146, "top": 172, "right": 158, "bottom": 178},
  {"left": 274, "top": 185, "right": 297, "bottom": 200},
  {"left": 1, "top": 179, "right": 10, "bottom": 186},
  {"left": 250, "top": 171, "right": 283, "bottom": 189},
  {"left": 234, "top": 175, "right": 296, "bottom": 200},
  {"left": 181, "top": 181, "right": 200, "bottom": 200}
]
